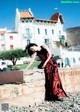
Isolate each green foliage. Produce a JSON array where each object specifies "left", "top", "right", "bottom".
[
  {"left": 56, "top": 41, "right": 65, "bottom": 48},
  {"left": 0, "top": 49, "right": 28, "bottom": 65},
  {"left": 0, "top": 49, "right": 27, "bottom": 59}
]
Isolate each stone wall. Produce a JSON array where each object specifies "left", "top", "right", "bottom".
[
  {"left": 0, "top": 68, "right": 80, "bottom": 106},
  {"left": 59, "top": 68, "right": 80, "bottom": 92},
  {"left": 66, "top": 27, "right": 80, "bottom": 46}
]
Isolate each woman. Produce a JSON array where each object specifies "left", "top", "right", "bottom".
[{"left": 25, "top": 43, "right": 67, "bottom": 101}]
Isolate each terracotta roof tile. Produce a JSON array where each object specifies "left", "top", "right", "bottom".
[
  {"left": 20, "top": 11, "right": 34, "bottom": 19},
  {"left": 0, "top": 31, "right": 6, "bottom": 35},
  {"left": 50, "top": 12, "right": 64, "bottom": 24}
]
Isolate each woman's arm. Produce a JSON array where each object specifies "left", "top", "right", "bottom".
[
  {"left": 25, "top": 52, "right": 37, "bottom": 70},
  {"left": 42, "top": 44, "right": 52, "bottom": 68}
]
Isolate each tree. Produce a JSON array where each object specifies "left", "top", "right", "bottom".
[
  {"left": 56, "top": 41, "right": 65, "bottom": 48},
  {"left": 0, "top": 49, "right": 28, "bottom": 65}
]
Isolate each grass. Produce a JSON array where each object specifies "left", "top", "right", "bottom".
[{"left": 12, "top": 61, "right": 41, "bottom": 70}]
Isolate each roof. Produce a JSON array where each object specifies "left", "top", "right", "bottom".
[
  {"left": 35, "top": 19, "right": 57, "bottom": 23},
  {"left": 20, "top": 11, "right": 34, "bottom": 19},
  {"left": 0, "top": 31, "right": 6, "bottom": 35},
  {"left": 50, "top": 12, "right": 64, "bottom": 24},
  {"left": 19, "top": 10, "right": 64, "bottom": 24},
  {"left": 7, "top": 31, "right": 18, "bottom": 34}
]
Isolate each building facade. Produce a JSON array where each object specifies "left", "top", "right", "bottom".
[
  {"left": 15, "top": 8, "right": 66, "bottom": 50},
  {"left": 0, "top": 8, "right": 80, "bottom": 67},
  {"left": 0, "top": 28, "right": 21, "bottom": 51},
  {"left": 0, "top": 8, "right": 66, "bottom": 51}
]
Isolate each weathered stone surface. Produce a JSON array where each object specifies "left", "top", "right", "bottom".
[
  {"left": 0, "top": 71, "right": 23, "bottom": 84},
  {"left": 0, "top": 69, "right": 45, "bottom": 106},
  {"left": 66, "top": 27, "right": 80, "bottom": 46},
  {"left": 59, "top": 68, "right": 80, "bottom": 92},
  {"left": 0, "top": 68, "right": 80, "bottom": 107}
]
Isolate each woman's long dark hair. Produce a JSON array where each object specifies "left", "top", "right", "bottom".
[{"left": 25, "top": 43, "right": 38, "bottom": 56}]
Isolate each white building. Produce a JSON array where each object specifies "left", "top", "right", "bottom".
[
  {"left": 0, "top": 8, "right": 80, "bottom": 68},
  {"left": 15, "top": 8, "right": 66, "bottom": 50},
  {"left": 0, "top": 8, "right": 66, "bottom": 51},
  {"left": 0, "top": 28, "right": 21, "bottom": 51},
  {"left": 0, "top": 28, "right": 6, "bottom": 51},
  {"left": 53, "top": 46, "right": 80, "bottom": 68}
]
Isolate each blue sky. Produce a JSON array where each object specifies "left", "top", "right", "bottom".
[{"left": 0, "top": 0, "right": 80, "bottom": 31}]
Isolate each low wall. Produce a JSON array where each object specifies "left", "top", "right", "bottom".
[
  {"left": 59, "top": 68, "right": 80, "bottom": 92},
  {"left": 0, "top": 68, "right": 80, "bottom": 106},
  {"left": 0, "top": 71, "right": 23, "bottom": 84}
]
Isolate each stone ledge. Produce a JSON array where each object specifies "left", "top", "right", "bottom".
[
  {"left": 0, "top": 71, "right": 23, "bottom": 84},
  {"left": 0, "top": 68, "right": 80, "bottom": 106}
]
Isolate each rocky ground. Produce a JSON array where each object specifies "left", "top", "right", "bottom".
[{"left": 0, "top": 92, "right": 80, "bottom": 112}]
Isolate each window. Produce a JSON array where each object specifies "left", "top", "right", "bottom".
[
  {"left": 45, "top": 29, "right": 47, "bottom": 35},
  {"left": 26, "top": 28, "right": 30, "bottom": 34},
  {"left": 65, "top": 58, "right": 70, "bottom": 67},
  {"left": 79, "top": 58, "right": 80, "bottom": 61},
  {"left": 27, "top": 39, "right": 30, "bottom": 45},
  {"left": 29, "top": 19, "right": 32, "bottom": 22},
  {"left": 10, "top": 36, "right": 13, "bottom": 40},
  {"left": 61, "top": 35, "right": 65, "bottom": 40},
  {"left": 22, "top": 20, "right": 24, "bottom": 23},
  {"left": 10, "top": 45, "right": 14, "bottom": 49},
  {"left": 45, "top": 39, "right": 49, "bottom": 45},
  {"left": 26, "top": 20, "right": 28, "bottom": 23},
  {"left": 38, "top": 28, "right": 40, "bottom": 34},
  {"left": 59, "top": 31, "right": 61, "bottom": 34},
  {"left": 59, "top": 35, "right": 65, "bottom": 44},
  {"left": 73, "top": 58, "right": 76, "bottom": 63},
  {"left": 52, "top": 29, "right": 54, "bottom": 34}
]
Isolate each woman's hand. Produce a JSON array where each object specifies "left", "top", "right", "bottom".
[
  {"left": 25, "top": 52, "right": 37, "bottom": 70},
  {"left": 42, "top": 63, "right": 46, "bottom": 68}
]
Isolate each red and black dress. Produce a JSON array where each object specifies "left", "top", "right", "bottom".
[{"left": 37, "top": 46, "right": 67, "bottom": 101}]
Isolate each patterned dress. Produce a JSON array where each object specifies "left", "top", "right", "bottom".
[{"left": 37, "top": 46, "right": 67, "bottom": 101}]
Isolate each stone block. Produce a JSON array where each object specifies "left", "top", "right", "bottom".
[{"left": 0, "top": 71, "right": 23, "bottom": 84}]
